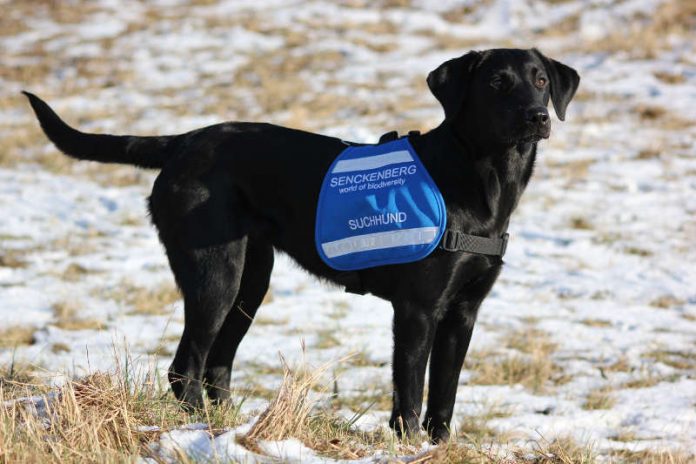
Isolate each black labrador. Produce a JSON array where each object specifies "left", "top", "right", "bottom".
[{"left": 24, "top": 48, "right": 579, "bottom": 442}]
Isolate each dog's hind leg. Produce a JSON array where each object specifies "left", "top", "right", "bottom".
[
  {"left": 165, "top": 237, "right": 247, "bottom": 410},
  {"left": 203, "top": 239, "right": 274, "bottom": 403},
  {"left": 149, "top": 175, "right": 250, "bottom": 410}
]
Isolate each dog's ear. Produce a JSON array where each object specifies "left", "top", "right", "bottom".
[
  {"left": 427, "top": 51, "right": 482, "bottom": 121},
  {"left": 532, "top": 48, "right": 580, "bottom": 121}
]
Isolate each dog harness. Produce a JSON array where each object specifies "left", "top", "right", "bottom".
[{"left": 315, "top": 137, "right": 446, "bottom": 271}]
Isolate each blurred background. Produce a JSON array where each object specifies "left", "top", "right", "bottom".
[{"left": 0, "top": 0, "right": 694, "bottom": 459}]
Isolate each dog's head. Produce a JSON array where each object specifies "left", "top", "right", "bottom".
[{"left": 427, "top": 48, "right": 580, "bottom": 146}]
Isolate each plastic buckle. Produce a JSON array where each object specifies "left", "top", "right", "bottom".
[
  {"left": 500, "top": 233, "right": 509, "bottom": 257},
  {"left": 440, "top": 231, "right": 459, "bottom": 251}
]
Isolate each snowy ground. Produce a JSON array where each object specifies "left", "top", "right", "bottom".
[{"left": 1, "top": 0, "right": 695, "bottom": 461}]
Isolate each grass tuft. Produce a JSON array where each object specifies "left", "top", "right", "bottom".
[
  {"left": 0, "top": 361, "right": 245, "bottom": 462},
  {"left": 97, "top": 280, "right": 180, "bottom": 316},
  {"left": 580, "top": 319, "right": 612, "bottom": 328},
  {"left": 241, "top": 357, "right": 324, "bottom": 448},
  {"left": 458, "top": 400, "right": 513, "bottom": 443},
  {"left": 644, "top": 349, "right": 696, "bottom": 370},
  {"left": 314, "top": 329, "right": 341, "bottom": 349},
  {"left": 650, "top": 295, "right": 685, "bottom": 309},
  {"left": 0, "top": 360, "right": 45, "bottom": 398},
  {"left": 51, "top": 300, "right": 105, "bottom": 331},
  {"left": 0, "top": 249, "right": 28, "bottom": 268},
  {"left": 468, "top": 327, "right": 565, "bottom": 393},
  {"left": 610, "top": 448, "right": 695, "bottom": 464},
  {"left": 528, "top": 435, "right": 597, "bottom": 464},
  {"left": 582, "top": 386, "right": 616, "bottom": 410},
  {"left": 0, "top": 326, "right": 36, "bottom": 348}
]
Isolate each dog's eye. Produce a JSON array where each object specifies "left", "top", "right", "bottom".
[
  {"left": 535, "top": 76, "right": 548, "bottom": 88},
  {"left": 490, "top": 77, "right": 502, "bottom": 90}
]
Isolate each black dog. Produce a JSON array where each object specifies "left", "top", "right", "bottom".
[{"left": 24, "top": 48, "right": 579, "bottom": 442}]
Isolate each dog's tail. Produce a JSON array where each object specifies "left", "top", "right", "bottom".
[{"left": 23, "top": 91, "right": 174, "bottom": 169}]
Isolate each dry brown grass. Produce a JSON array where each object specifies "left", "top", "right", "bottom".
[
  {"left": 441, "top": 1, "right": 493, "bottom": 23},
  {"left": 410, "top": 442, "right": 501, "bottom": 464},
  {"left": 582, "top": 386, "right": 615, "bottom": 410},
  {"left": 0, "top": 361, "right": 46, "bottom": 399},
  {"left": 60, "top": 262, "right": 91, "bottom": 282},
  {"left": 645, "top": 349, "right": 696, "bottom": 371},
  {"left": 579, "top": 1, "right": 696, "bottom": 58},
  {"left": 466, "top": 327, "right": 565, "bottom": 393},
  {"left": 51, "top": 300, "right": 105, "bottom": 331},
  {"left": 45, "top": 231, "right": 102, "bottom": 257},
  {"left": 621, "top": 369, "right": 661, "bottom": 389},
  {"left": 468, "top": 350, "right": 567, "bottom": 393},
  {"left": 239, "top": 358, "right": 438, "bottom": 460},
  {"left": 0, "top": 122, "right": 73, "bottom": 171},
  {"left": 580, "top": 319, "right": 612, "bottom": 328},
  {"left": 50, "top": 343, "right": 71, "bottom": 354},
  {"left": 603, "top": 356, "right": 632, "bottom": 374},
  {"left": 96, "top": 280, "right": 180, "bottom": 316},
  {"left": 0, "top": 248, "right": 28, "bottom": 269},
  {"left": 420, "top": 435, "right": 599, "bottom": 464},
  {"left": 653, "top": 71, "right": 687, "bottom": 85},
  {"left": 0, "top": 361, "right": 245, "bottom": 463},
  {"left": 0, "top": 356, "right": 684, "bottom": 462},
  {"left": 314, "top": 330, "right": 341, "bottom": 349},
  {"left": 146, "top": 344, "right": 173, "bottom": 357},
  {"left": 609, "top": 429, "right": 638, "bottom": 443},
  {"left": 610, "top": 448, "right": 695, "bottom": 464},
  {"left": 527, "top": 436, "right": 597, "bottom": 464},
  {"left": 241, "top": 358, "right": 324, "bottom": 448},
  {"left": 569, "top": 216, "right": 594, "bottom": 230},
  {"left": 0, "top": 326, "right": 36, "bottom": 349},
  {"left": 649, "top": 295, "right": 685, "bottom": 309},
  {"left": 458, "top": 401, "right": 512, "bottom": 443},
  {"left": 344, "top": 350, "right": 387, "bottom": 368},
  {"left": 505, "top": 327, "right": 558, "bottom": 357},
  {"left": 331, "top": 377, "right": 393, "bottom": 412},
  {"left": 633, "top": 104, "right": 694, "bottom": 131}
]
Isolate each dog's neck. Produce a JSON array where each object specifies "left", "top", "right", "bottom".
[{"left": 411, "top": 123, "right": 537, "bottom": 236}]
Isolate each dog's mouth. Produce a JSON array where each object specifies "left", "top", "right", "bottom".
[
  {"left": 497, "top": 123, "right": 552, "bottom": 146},
  {"left": 518, "top": 125, "right": 551, "bottom": 143}
]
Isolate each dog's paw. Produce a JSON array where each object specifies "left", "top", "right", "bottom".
[
  {"left": 203, "top": 368, "right": 232, "bottom": 404},
  {"left": 168, "top": 370, "right": 204, "bottom": 411},
  {"left": 428, "top": 425, "right": 451, "bottom": 444},
  {"left": 389, "top": 414, "right": 422, "bottom": 439},
  {"left": 205, "top": 385, "right": 231, "bottom": 405},
  {"left": 423, "top": 417, "right": 451, "bottom": 444}
]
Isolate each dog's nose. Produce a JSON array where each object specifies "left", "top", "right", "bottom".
[{"left": 526, "top": 107, "right": 550, "bottom": 126}]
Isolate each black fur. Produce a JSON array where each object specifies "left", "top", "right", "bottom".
[{"left": 24, "top": 48, "right": 579, "bottom": 443}]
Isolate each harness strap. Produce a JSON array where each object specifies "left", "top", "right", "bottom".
[{"left": 439, "top": 230, "right": 509, "bottom": 257}]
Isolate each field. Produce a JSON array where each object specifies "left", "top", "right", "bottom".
[{"left": 1, "top": 0, "right": 695, "bottom": 462}]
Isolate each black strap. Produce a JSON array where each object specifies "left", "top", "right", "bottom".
[
  {"left": 439, "top": 230, "right": 509, "bottom": 257},
  {"left": 378, "top": 131, "right": 399, "bottom": 143},
  {"left": 379, "top": 130, "right": 421, "bottom": 144}
]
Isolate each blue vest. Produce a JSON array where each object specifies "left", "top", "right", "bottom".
[{"left": 315, "top": 138, "right": 446, "bottom": 271}]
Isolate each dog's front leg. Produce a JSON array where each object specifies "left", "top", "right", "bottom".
[
  {"left": 389, "top": 301, "right": 438, "bottom": 438},
  {"left": 422, "top": 309, "right": 476, "bottom": 443},
  {"left": 423, "top": 265, "right": 501, "bottom": 443}
]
